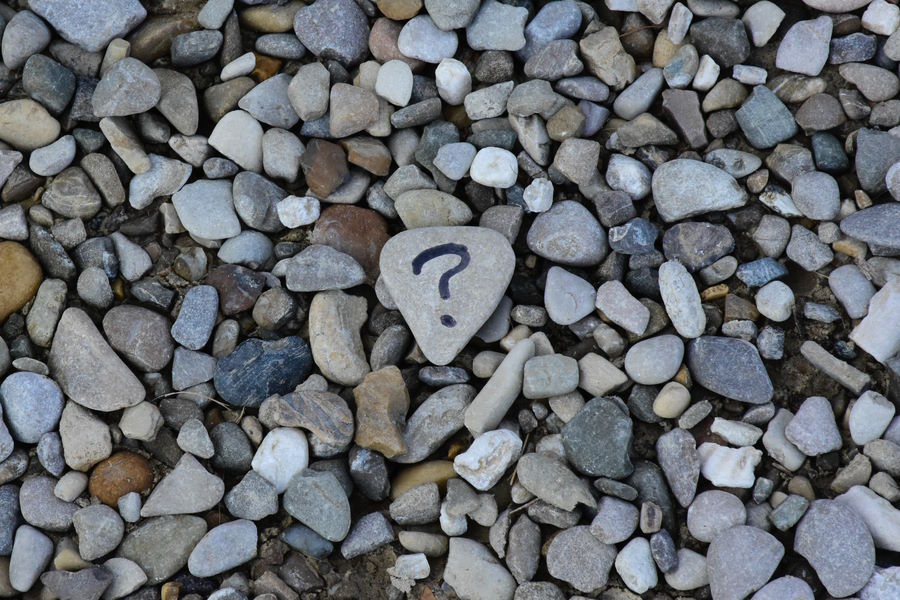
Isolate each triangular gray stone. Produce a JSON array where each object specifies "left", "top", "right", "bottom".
[
  {"left": 380, "top": 226, "right": 515, "bottom": 365},
  {"left": 140, "top": 454, "right": 224, "bottom": 517}
]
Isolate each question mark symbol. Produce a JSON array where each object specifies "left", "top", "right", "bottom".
[{"left": 412, "top": 243, "right": 471, "bottom": 328}]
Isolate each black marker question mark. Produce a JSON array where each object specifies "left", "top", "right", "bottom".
[{"left": 412, "top": 243, "right": 471, "bottom": 328}]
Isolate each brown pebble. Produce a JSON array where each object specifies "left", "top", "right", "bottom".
[
  {"left": 369, "top": 17, "right": 424, "bottom": 71},
  {"left": 0, "top": 241, "right": 43, "bottom": 323},
  {"left": 341, "top": 136, "right": 393, "bottom": 176},
  {"left": 128, "top": 14, "right": 198, "bottom": 63},
  {"left": 88, "top": 451, "right": 154, "bottom": 506},
  {"left": 310, "top": 205, "right": 390, "bottom": 281},
  {"left": 353, "top": 366, "right": 410, "bottom": 459},
  {"left": 206, "top": 264, "right": 266, "bottom": 316},
  {"left": 300, "top": 139, "right": 349, "bottom": 198}
]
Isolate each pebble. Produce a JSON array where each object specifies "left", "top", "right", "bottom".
[
  {"left": 73, "top": 504, "right": 124, "bottom": 561},
  {"left": 172, "top": 180, "right": 241, "bottom": 240},
  {"left": 9, "top": 525, "right": 53, "bottom": 593},
  {"left": 398, "top": 16, "right": 458, "bottom": 63},
  {"left": 92, "top": 58, "right": 160, "bottom": 117},
  {"left": 755, "top": 280, "right": 794, "bottom": 322},
  {"left": 651, "top": 159, "right": 746, "bottom": 221},
  {"left": 624, "top": 335, "right": 684, "bottom": 385},
  {"left": 776, "top": 16, "right": 832, "bottom": 76},
  {"left": 0, "top": 372, "right": 63, "bottom": 443},
  {"left": 546, "top": 526, "right": 616, "bottom": 593},
  {"left": 340, "top": 512, "right": 395, "bottom": 559},
  {"left": 140, "top": 454, "right": 223, "bottom": 517},
  {"left": 397, "top": 384, "right": 474, "bottom": 464},
  {"left": 454, "top": 429, "right": 522, "bottom": 490},
  {"left": 785, "top": 396, "right": 842, "bottom": 456},
  {"left": 687, "top": 490, "right": 746, "bottom": 542},
  {"left": 390, "top": 483, "right": 440, "bottom": 525},
  {"left": 562, "top": 397, "right": 633, "bottom": 478},
  {"left": 444, "top": 538, "right": 516, "bottom": 600},
  {"left": 795, "top": 499, "right": 874, "bottom": 597},
  {"left": 707, "top": 526, "right": 784, "bottom": 600},
  {"left": 544, "top": 267, "right": 595, "bottom": 326},
  {"left": 655, "top": 427, "right": 700, "bottom": 506},
  {"left": 170, "top": 285, "right": 218, "bottom": 351},
  {"left": 188, "top": 520, "right": 257, "bottom": 577},
  {"left": 615, "top": 537, "right": 658, "bottom": 594},
  {"left": 659, "top": 259, "right": 706, "bottom": 338},
  {"left": 735, "top": 85, "right": 799, "bottom": 149},
  {"left": 516, "top": 452, "right": 595, "bottom": 511},
  {"left": 850, "top": 391, "right": 895, "bottom": 446},
  {"left": 293, "top": 0, "right": 369, "bottom": 65},
  {"left": 1, "top": 11, "right": 51, "bottom": 70},
  {"left": 527, "top": 201, "right": 607, "bottom": 266},
  {"left": 687, "top": 336, "right": 773, "bottom": 403},
  {"left": 591, "top": 496, "right": 639, "bottom": 544},
  {"left": 283, "top": 469, "right": 351, "bottom": 542},
  {"left": 0, "top": 99, "right": 61, "bottom": 152}
]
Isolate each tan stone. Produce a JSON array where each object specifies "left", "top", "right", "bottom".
[
  {"left": 377, "top": 0, "right": 422, "bottom": 19},
  {"left": 354, "top": 366, "right": 410, "bottom": 458},
  {"left": 391, "top": 461, "right": 457, "bottom": 499},
  {"left": 0, "top": 241, "right": 42, "bottom": 324},
  {"left": 0, "top": 99, "right": 61, "bottom": 152}
]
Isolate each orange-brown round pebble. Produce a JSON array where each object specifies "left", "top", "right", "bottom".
[{"left": 88, "top": 451, "right": 154, "bottom": 506}]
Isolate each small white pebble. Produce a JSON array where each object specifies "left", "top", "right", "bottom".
[{"left": 276, "top": 195, "right": 320, "bottom": 228}]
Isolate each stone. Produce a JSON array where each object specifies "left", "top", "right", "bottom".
[
  {"left": 9, "top": 525, "right": 53, "bottom": 593},
  {"left": 594, "top": 280, "right": 649, "bottom": 335},
  {"left": 0, "top": 372, "right": 63, "bottom": 443},
  {"left": 698, "top": 442, "right": 761, "bottom": 488},
  {"left": 381, "top": 226, "right": 515, "bottom": 366},
  {"left": 170, "top": 285, "right": 218, "bottom": 351},
  {"left": 842, "top": 203, "right": 900, "bottom": 252},
  {"left": 735, "top": 86, "right": 799, "bottom": 149},
  {"left": 29, "top": 135, "right": 75, "bottom": 176},
  {"left": 707, "top": 526, "right": 784, "bottom": 600},
  {"left": 267, "top": 390, "right": 354, "bottom": 448},
  {"left": 470, "top": 147, "right": 518, "bottom": 188},
  {"left": 776, "top": 17, "right": 832, "bottom": 76},
  {"left": 251, "top": 427, "right": 309, "bottom": 494},
  {"left": 354, "top": 366, "right": 409, "bottom": 458},
  {"left": 40, "top": 568, "right": 112, "bottom": 600},
  {"left": 651, "top": 159, "right": 746, "bottom": 221},
  {"left": 375, "top": 60, "right": 413, "bottom": 107},
  {"left": 398, "top": 16, "right": 458, "bottom": 63},
  {"left": 546, "top": 526, "right": 616, "bottom": 593},
  {"left": 49, "top": 308, "right": 144, "bottom": 412},
  {"left": 177, "top": 419, "right": 214, "bottom": 459},
  {"left": 464, "top": 339, "right": 534, "bottom": 436},
  {"left": 2, "top": 11, "right": 51, "bottom": 71},
  {"left": 527, "top": 200, "right": 607, "bottom": 266},
  {"left": 88, "top": 451, "right": 153, "bottom": 506},
  {"left": 516, "top": 452, "right": 595, "bottom": 511},
  {"left": 396, "top": 384, "right": 475, "bottom": 464},
  {"left": 615, "top": 537, "right": 658, "bottom": 594},
  {"left": 214, "top": 336, "right": 312, "bottom": 407},
  {"left": 300, "top": 139, "right": 348, "bottom": 198},
  {"left": 309, "top": 290, "right": 370, "bottom": 385},
  {"left": 172, "top": 180, "right": 242, "bottom": 240},
  {"left": 795, "top": 500, "right": 874, "bottom": 597},
  {"left": 591, "top": 496, "right": 639, "bottom": 544},
  {"left": 73, "top": 504, "right": 124, "bottom": 561},
  {"left": 0, "top": 99, "right": 61, "bottom": 153},
  {"left": 283, "top": 469, "right": 350, "bottom": 542},
  {"left": 30, "top": 0, "right": 146, "bottom": 53},
  {"left": 454, "top": 429, "right": 522, "bottom": 491},
  {"left": 755, "top": 281, "right": 794, "bottom": 322},
  {"left": 580, "top": 26, "right": 637, "bottom": 90},
  {"left": 543, "top": 267, "right": 595, "bottom": 326},
  {"left": 785, "top": 396, "right": 842, "bottom": 456},
  {"left": 140, "top": 454, "right": 224, "bottom": 517},
  {"left": 840, "top": 63, "right": 900, "bottom": 102},
  {"left": 19, "top": 475, "right": 77, "bottom": 531},
  {"left": 91, "top": 58, "right": 159, "bottom": 117},
  {"left": 188, "top": 520, "right": 257, "bottom": 577},
  {"left": 444, "top": 538, "right": 516, "bottom": 600},
  {"left": 687, "top": 336, "right": 773, "bottom": 404},
  {"left": 208, "top": 110, "right": 263, "bottom": 172},
  {"left": 294, "top": 0, "right": 369, "bottom": 65},
  {"left": 656, "top": 428, "right": 700, "bottom": 507},
  {"left": 687, "top": 490, "right": 746, "bottom": 542},
  {"left": 562, "top": 397, "right": 632, "bottom": 478},
  {"left": 829, "top": 264, "right": 876, "bottom": 319},
  {"left": 102, "top": 557, "right": 147, "bottom": 600},
  {"left": 659, "top": 259, "right": 706, "bottom": 338},
  {"left": 102, "top": 305, "right": 173, "bottom": 372},
  {"left": 690, "top": 18, "right": 750, "bottom": 68},
  {"left": 341, "top": 511, "right": 395, "bottom": 559},
  {"left": 118, "top": 516, "right": 207, "bottom": 584},
  {"left": 850, "top": 391, "right": 895, "bottom": 446}
]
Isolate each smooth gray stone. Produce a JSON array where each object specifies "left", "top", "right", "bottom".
[
  {"left": 283, "top": 469, "right": 351, "bottom": 542},
  {"left": 687, "top": 336, "right": 773, "bottom": 404},
  {"left": 707, "top": 526, "right": 784, "bottom": 600},
  {"left": 188, "top": 519, "right": 257, "bottom": 577},
  {"left": 30, "top": 0, "right": 146, "bottom": 53}
]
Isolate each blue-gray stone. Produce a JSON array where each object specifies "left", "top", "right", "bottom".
[
  {"left": 736, "top": 86, "right": 798, "bottom": 149},
  {"left": 213, "top": 336, "right": 312, "bottom": 407},
  {"left": 840, "top": 204, "right": 900, "bottom": 251},
  {"left": 280, "top": 523, "right": 334, "bottom": 558},
  {"left": 22, "top": 54, "right": 76, "bottom": 115},
  {"left": 519, "top": 0, "right": 582, "bottom": 61},
  {"left": 0, "top": 372, "right": 64, "bottom": 443},
  {"left": 562, "top": 397, "right": 633, "bottom": 478},
  {"left": 811, "top": 132, "right": 849, "bottom": 173},
  {"left": 293, "top": 0, "right": 369, "bottom": 66},
  {"left": 830, "top": 33, "right": 876, "bottom": 65},
  {"left": 171, "top": 30, "right": 223, "bottom": 67},
  {"left": 0, "top": 484, "right": 19, "bottom": 555},
  {"left": 170, "top": 285, "right": 218, "bottom": 351},
  {"left": 687, "top": 336, "right": 773, "bottom": 404},
  {"left": 37, "top": 432, "right": 65, "bottom": 477},
  {"left": 608, "top": 218, "right": 658, "bottom": 255},
  {"left": 735, "top": 257, "right": 788, "bottom": 287},
  {"left": 855, "top": 128, "right": 900, "bottom": 193},
  {"left": 690, "top": 18, "right": 750, "bottom": 68}
]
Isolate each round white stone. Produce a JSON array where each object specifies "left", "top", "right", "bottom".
[
  {"left": 375, "top": 60, "right": 413, "bottom": 107},
  {"left": 755, "top": 280, "right": 794, "bottom": 322},
  {"left": 277, "top": 195, "right": 321, "bottom": 228},
  {"left": 251, "top": 427, "right": 309, "bottom": 493},
  {"left": 615, "top": 537, "right": 658, "bottom": 594},
  {"left": 221, "top": 52, "right": 256, "bottom": 82},
  {"left": 435, "top": 58, "right": 472, "bottom": 105},
  {"left": 523, "top": 178, "right": 553, "bottom": 213},
  {"left": 849, "top": 390, "right": 896, "bottom": 446},
  {"left": 606, "top": 153, "right": 651, "bottom": 200},
  {"left": 208, "top": 109, "right": 263, "bottom": 172},
  {"left": 469, "top": 147, "right": 518, "bottom": 188}
]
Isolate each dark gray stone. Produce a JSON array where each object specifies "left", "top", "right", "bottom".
[
  {"left": 562, "top": 397, "right": 633, "bottom": 478},
  {"left": 840, "top": 203, "right": 900, "bottom": 251},
  {"left": 736, "top": 86, "right": 799, "bottom": 149},
  {"left": 662, "top": 222, "right": 734, "bottom": 271},
  {"left": 687, "top": 336, "right": 773, "bottom": 404},
  {"left": 213, "top": 336, "right": 313, "bottom": 408},
  {"left": 690, "top": 18, "right": 750, "bottom": 68}
]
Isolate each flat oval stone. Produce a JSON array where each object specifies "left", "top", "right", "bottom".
[
  {"left": 0, "top": 99, "right": 61, "bottom": 152},
  {"left": 172, "top": 179, "right": 242, "bottom": 240},
  {"left": 651, "top": 159, "right": 747, "bottom": 222},
  {"left": 48, "top": 308, "right": 146, "bottom": 412},
  {"left": 283, "top": 469, "right": 351, "bottom": 542},
  {"left": 214, "top": 336, "right": 313, "bottom": 407},
  {"left": 118, "top": 515, "right": 207, "bottom": 584},
  {"left": 102, "top": 305, "right": 174, "bottom": 372},
  {"left": 19, "top": 475, "right": 77, "bottom": 532},
  {"left": 188, "top": 520, "right": 258, "bottom": 579},
  {"left": 795, "top": 499, "right": 874, "bottom": 597},
  {"left": 0, "top": 241, "right": 43, "bottom": 323},
  {"left": 526, "top": 200, "right": 608, "bottom": 266},
  {"left": 662, "top": 222, "right": 734, "bottom": 271},
  {"left": 687, "top": 336, "right": 773, "bottom": 404},
  {"left": 624, "top": 335, "right": 684, "bottom": 385},
  {"left": 88, "top": 451, "right": 154, "bottom": 506},
  {"left": 0, "top": 372, "right": 63, "bottom": 443},
  {"left": 840, "top": 203, "right": 900, "bottom": 250}
]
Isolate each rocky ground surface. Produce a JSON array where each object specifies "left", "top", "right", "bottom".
[{"left": 0, "top": 0, "right": 900, "bottom": 599}]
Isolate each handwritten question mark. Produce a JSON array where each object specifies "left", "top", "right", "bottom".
[{"left": 412, "top": 243, "right": 471, "bottom": 328}]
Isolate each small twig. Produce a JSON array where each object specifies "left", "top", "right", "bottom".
[
  {"left": 509, "top": 498, "right": 539, "bottom": 515},
  {"left": 152, "top": 390, "right": 230, "bottom": 409}
]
